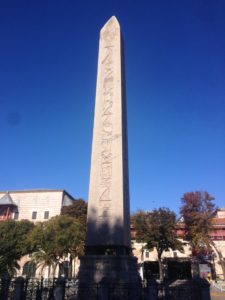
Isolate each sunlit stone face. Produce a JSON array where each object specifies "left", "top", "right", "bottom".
[{"left": 86, "top": 16, "right": 131, "bottom": 248}]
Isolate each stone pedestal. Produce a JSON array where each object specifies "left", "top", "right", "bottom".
[
  {"left": 78, "top": 255, "right": 141, "bottom": 300},
  {"left": 148, "top": 279, "right": 158, "bottom": 300}
]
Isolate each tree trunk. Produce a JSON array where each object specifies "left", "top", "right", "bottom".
[
  {"left": 40, "top": 264, "right": 45, "bottom": 277},
  {"left": 158, "top": 253, "right": 163, "bottom": 281},
  {"left": 52, "top": 263, "right": 57, "bottom": 278},
  {"left": 68, "top": 256, "right": 73, "bottom": 279},
  {"left": 48, "top": 265, "right": 51, "bottom": 278}
]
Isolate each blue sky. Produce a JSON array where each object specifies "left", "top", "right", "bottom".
[{"left": 1, "top": 0, "right": 225, "bottom": 215}]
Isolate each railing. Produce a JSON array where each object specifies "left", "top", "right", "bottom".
[{"left": 0, "top": 277, "right": 210, "bottom": 300}]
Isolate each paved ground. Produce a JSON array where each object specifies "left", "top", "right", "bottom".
[{"left": 210, "top": 285, "right": 225, "bottom": 300}]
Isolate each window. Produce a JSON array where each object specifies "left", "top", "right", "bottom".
[
  {"left": 32, "top": 211, "right": 37, "bottom": 220},
  {"left": 173, "top": 251, "right": 178, "bottom": 258},
  {"left": 14, "top": 212, "right": 19, "bottom": 220},
  {"left": 145, "top": 251, "right": 149, "bottom": 258},
  {"left": 44, "top": 211, "right": 49, "bottom": 219}
]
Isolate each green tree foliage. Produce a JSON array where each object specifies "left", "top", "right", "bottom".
[
  {"left": 61, "top": 199, "right": 87, "bottom": 227},
  {"left": 180, "top": 191, "right": 215, "bottom": 254},
  {"left": 27, "top": 215, "right": 85, "bottom": 278},
  {"left": 132, "top": 208, "right": 183, "bottom": 281},
  {"left": 0, "top": 220, "right": 34, "bottom": 277}
]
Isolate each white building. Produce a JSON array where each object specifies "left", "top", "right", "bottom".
[
  {"left": 0, "top": 189, "right": 75, "bottom": 222},
  {"left": 0, "top": 189, "right": 77, "bottom": 278}
]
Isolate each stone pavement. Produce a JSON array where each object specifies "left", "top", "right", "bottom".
[{"left": 210, "top": 285, "right": 225, "bottom": 300}]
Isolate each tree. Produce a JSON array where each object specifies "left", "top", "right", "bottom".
[
  {"left": 180, "top": 191, "right": 215, "bottom": 254},
  {"left": 180, "top": 191, "right": 225, "bottom": 278},
  {"left": 0, "top": 220, "right": 34, "bottom": 277},
  {"left": 61, "top": 199, "right": 87, "bottom": 227},
  {"left": 132, "top": 208, "right": 183, "bottom": 281},
  {"left": 27, "top": 215, "right": 85, "bottom": 278}
]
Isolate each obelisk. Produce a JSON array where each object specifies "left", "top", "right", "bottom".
[
  {"left": 86, "top": 15, "right": 131, "bottom": 254},
  {"left": 78, "top": 16, "right": 141, "bottom": 300}
]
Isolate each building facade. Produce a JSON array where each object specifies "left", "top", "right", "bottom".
[
  {"left": 131, "top": 209, "right": 225, "bottom": 280},
  {"left": 0, "top": 190, "right": 75, "bottom": 222},
  {"left": 0, "top": 190, "right": 76, "bottom": 278}
]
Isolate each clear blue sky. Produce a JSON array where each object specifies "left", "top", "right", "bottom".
[{"left": 1, "top": 0, "right": 225, "bottom": 215}]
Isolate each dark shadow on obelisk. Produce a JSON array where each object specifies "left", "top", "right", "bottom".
[
  {"left": 77, "top": 208, "right": 141, "bottom": 300},
  {"left": 85, "top": 207, "right": 130, "bottom": 254}
]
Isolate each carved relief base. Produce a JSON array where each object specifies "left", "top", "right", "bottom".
[{"left": 77, "top": 255, "right": 142, "bottom": 300}]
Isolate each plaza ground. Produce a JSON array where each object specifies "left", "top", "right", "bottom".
[{"left": 210, "top": 285, "right": 225, "bottom": 300}]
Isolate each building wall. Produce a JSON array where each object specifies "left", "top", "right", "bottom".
[
  {"left": 131, "top": 209, "right": 225, "bottom": 280},
  {"left": 0, "top": 190, "right": 77, "bottom": 278},
  {"left": 132, "top": 240, "right": 192, "bottom": 264},
  {"left": 0, "top": 190, "right": 74, "bottom": 222},
  {"left": 211, "top": 240, "right": 225, "bottom": 279},
  {"left": 217, "top": 210, "right": 225, "bottom": 218}
]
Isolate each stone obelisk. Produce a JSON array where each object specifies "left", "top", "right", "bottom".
[
  {"left": 86, "top": 15, "right": 130, "bottom": 254},
  {"left": 78, "top": 16, "right": 141, "bottom": 300}
]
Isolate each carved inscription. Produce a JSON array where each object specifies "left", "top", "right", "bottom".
[{"left": 98, "top": 36, "right": 115, "bottom": 219}]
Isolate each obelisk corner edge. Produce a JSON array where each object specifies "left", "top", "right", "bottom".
[{"left": 100, "top": 16, "right": 120, "bottom": 36}]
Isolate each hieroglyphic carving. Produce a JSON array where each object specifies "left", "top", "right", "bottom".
[
  {"left": 98, "top": 33, "right": 116, "bottom": 219},
  {"left": 101, "top": 20, "right": 118, "bottom": 46},
  {"left": 96, "top": 21, "right": 120, "bottom": 220}
]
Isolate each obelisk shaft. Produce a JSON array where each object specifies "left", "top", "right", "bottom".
[{"left": 86, "top": 16, "right": 131, "bottom": 251}]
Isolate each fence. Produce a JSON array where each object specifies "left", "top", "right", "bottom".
[
  {"left": 0, "top": 277, "right": 77, "bottom": 300},
  {"left": 0, "top": 277, "right": 210, "bottom": 300}
]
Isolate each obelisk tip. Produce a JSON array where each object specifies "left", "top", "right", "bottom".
[
  {"left": 109, "top": 16, "right": 120, "bottom": 25},
  {"left": 101, "top": 16, "right": 120, "bottom": 33}
]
